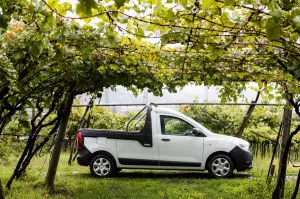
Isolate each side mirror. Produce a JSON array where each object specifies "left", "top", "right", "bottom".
[{"left": 192, "top": 128, "right": 206, "bottom": 137}]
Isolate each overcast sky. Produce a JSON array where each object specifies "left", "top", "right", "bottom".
[{"left": 78, "top": 83, "right": 258, "bottom": 104}]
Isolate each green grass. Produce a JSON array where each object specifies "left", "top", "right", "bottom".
[{"left": 0, "top": 153, "right": 299, "bottom": 199}]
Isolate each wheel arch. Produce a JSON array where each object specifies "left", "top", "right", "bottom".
[
  {"left": 88, "top": 150, "right": 117, "bottom": 166},
  {"left": 205, "top": 151, "right": 236, "bottom": 170}
]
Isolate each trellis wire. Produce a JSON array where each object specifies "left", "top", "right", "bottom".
[{"left": 73, "top": 102, "right": 285, "bottom": 107}]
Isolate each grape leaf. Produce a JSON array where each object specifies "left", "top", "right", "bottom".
[
  {"left": 266, "top": 19, "right": 281, "bottom": 41},
  {"left": 76, "top": 0, "right": 97, "bottom": 17},
  {"left": 114, "top": 0, "right": 126, "bottom": 8}
]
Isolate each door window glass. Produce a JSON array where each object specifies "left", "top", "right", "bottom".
[{"left": 160, "top": 115, "right": 194, "bottom": 135}]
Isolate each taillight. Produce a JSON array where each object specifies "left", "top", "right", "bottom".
[{"left": 77, "top": 131, "right": 83, "bottom": 150}]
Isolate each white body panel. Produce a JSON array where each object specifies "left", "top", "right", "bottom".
[
  {"left": 157, "top": 134, "right": 204, "bottom": 163},
  {"left": 84, "top": 137, "right": 118, "bottom": 158}
]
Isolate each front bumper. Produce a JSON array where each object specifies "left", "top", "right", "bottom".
[{"left": 229, "top": 146, "right": 253, "bottom": 171}]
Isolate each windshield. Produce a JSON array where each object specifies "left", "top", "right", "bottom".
[
  {"left": 196, "top": 122, "right": 215, "bottom": 135},
  {"left": 181, "top": 113, "right": 216, "bottom": 136}
]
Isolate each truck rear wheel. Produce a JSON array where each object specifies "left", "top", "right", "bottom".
[
  {"left": 89, "top": 155, "right": 116, "bottom": 177},
  {"left": 208, "top": 154, "right": 234, "bottom": 178}
]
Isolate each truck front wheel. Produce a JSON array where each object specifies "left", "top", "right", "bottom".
[
  {"left": 90, "top": 155, "right": 116, "bottom": 177},
  {"left": 208, "top": 154, "right": 234, "bottom": 178}
]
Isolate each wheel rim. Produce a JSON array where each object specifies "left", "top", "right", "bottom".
[
  {"left": 93, "top": 158, "right": 111, "bottom": 176},
  {"left": 211, "top": 158, "right": 230, "bottom": 177}
]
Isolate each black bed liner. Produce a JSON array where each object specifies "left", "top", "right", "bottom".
[{"left": 79, "top": 105, "right": 153, "bottom": 147}]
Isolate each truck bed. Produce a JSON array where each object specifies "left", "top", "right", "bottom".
[
  {"left": 80, "top": 127, "right": 152, "bottom": 147},
  {"left": 80, "top": 105, "right": 153, "bottom": 147}
]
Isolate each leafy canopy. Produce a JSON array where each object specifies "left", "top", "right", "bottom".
[
  {"left": 2, "top": 0, "right": 300, "bottom": 98},
  {"left": 1, "top": 0, "right": 300, "bottom": 128}
]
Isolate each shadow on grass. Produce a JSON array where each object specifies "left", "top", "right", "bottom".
[{"left": 69, "top": 170, "right": 251, "bottom": 180}]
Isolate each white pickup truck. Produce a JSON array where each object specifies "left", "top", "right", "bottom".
[{"left": 77, "top": 103, "right": 252, "bottom": 178}]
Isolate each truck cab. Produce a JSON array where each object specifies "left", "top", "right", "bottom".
[{"left": 77, "top": 103, "right": 252, "bottom": 178}]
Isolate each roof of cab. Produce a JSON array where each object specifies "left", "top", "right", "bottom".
[{"left": 152, "top": 106, "right": 180, "bottom": 115}]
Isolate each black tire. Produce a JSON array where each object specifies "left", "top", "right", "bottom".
[
  {"left": 89, "top": 154, "right": 116, "bottom": 178},
  {"left": 208, "top": 154, "right": 234, "bottom": 178}
]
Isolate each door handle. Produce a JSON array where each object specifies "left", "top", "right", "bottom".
[{"left": 161, "top": 138, "right": 170, "bottom": 142}]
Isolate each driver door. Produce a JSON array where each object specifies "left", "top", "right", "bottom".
[{"left": 158, "top": 115, "right": 204, "bottom": 168}]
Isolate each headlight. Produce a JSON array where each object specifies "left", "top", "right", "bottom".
[
  {"left": 233, "top": 139, "right": 251, "bottom": 151},
  {"left": 237, "top": 143, "right": 250, "bottom": 151}
]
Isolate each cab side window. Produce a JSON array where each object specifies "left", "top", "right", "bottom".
[{"left": 160, "top": 115, "right": 194, "bottom": 136}]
